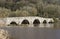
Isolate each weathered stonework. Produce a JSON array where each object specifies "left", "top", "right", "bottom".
[{"left": 0, "top": 17, "right": 54, "bottom": 26}]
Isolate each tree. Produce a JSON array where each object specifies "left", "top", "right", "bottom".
[
  {"left": 36, "top": 1, "right": 46, "bottom": 17},
  {"left": 44, "top": 4, "right": 60, "bottom": 18},
  {"left": 15, "top": 10, "right": 29, "bottom": 17},
  {"left": 0, "top": 7, "right": 11, "bottom": 18},
  {"left": 8, "top": 12, "right": 16, "bottom": 17},
  {"left": 21, "top": 6, "right": 37, "bottom": 16}
]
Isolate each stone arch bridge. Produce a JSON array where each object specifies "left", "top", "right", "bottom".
[{"left": 0, "top": 17, "right": 54, "bottom": 26}]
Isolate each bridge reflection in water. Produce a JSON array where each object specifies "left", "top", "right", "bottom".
[
  {"left": 9, "top": 23, "right": 54, "bottom": 28},
  {"left": 0, "top": 23, "right": 60, "bottom": 39},
  {"left": 0, "top": 22, "right": 60, "bottom": 39}
]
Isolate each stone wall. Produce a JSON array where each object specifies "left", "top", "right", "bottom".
[
  {"left": 0, "top": 17, "right": 54, "bottom": 26},
  {"left": 6, "top": 17, "right": 54, "bottom": 25}
]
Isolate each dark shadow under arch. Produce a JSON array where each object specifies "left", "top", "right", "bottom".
[
  {"left": 10, "top": 21, "right": 18, "bottom": 25},
  {"left": 43, "top": 20, "right": 47, "bottom": 24},
  {"left": 33, "top": 19, "right": 40, "bottom": 24},
  {"left": 48, "top": 20, "right": 54, "bottom": 24},
  {"left": 21, "top": 19, "right": 29, "bottom": 24}
]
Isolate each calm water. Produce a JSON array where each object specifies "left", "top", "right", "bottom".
[{"left": 0, "top": 22, "right": 60, "bottom": 39}]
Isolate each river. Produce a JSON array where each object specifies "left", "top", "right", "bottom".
[{"left": 0, "top": 22, "right": 60, "bottom": 39}]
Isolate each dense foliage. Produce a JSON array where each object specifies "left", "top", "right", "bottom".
[{"left": 0, "top": 0, "right": 60, "bottom": 18}]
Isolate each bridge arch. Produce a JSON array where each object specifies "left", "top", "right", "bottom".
[
  {"left": 10, "top": 21, "right": 18, "bottom": 25},
  {"left": 43, "top": 20, "right": 47, "bottom": 24},
  {"left": 21, "top": 19, "right": 29, "bottom": 24},
  {"left": 33, "top": 19, "right": 40, "bottom": 24},
  {"left": 48, "top": 20, "right": 54, "bottom": 23}
]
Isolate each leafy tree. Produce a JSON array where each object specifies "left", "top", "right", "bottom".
[
  {"left": 8, "top": 12, "right": 16, "bottom": 17},
  {"left": 44, "top": 4, "right": 60, "bottom": 18},
  {"left": 21, "top": 6, "right": 37, "bottom": 16},
  {"left": 15, "top": 10, "right": 29, "bottom": 17},
  {"left": 0, "top": 7, "right": 11, "bottom": 18},
  {"left": 0, "top": 0, "right": 60, "bottom": 18},
  {"left": 36, "top": 1, "right": 46, "bottom": 17}
]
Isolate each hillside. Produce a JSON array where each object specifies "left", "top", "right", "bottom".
[{"left": 0, "top": 0, "right": 60, "bottom": 18}]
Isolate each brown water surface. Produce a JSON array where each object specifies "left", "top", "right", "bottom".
[{"left": 0, "top": 22, "right": 60, "bottom": 39}]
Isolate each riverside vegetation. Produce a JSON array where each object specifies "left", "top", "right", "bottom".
[{"left": 0, "top": 0, "right": 60, "bottom": 20}]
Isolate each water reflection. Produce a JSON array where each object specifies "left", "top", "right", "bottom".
[
  {"left": 20, "top": 24, "right": 54, "bottom": 28},
  {"left": 20, "top": 22, "right": 60, "bottom": 28},
  {"left": 0, "top": 22, "right": 60, "bottom": 39},
  {"left": 0, "top": 25, "right": 60, "bottom": 39},
  {"left": 8, "top": 23, "right": 60, "bottom": 28}
]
